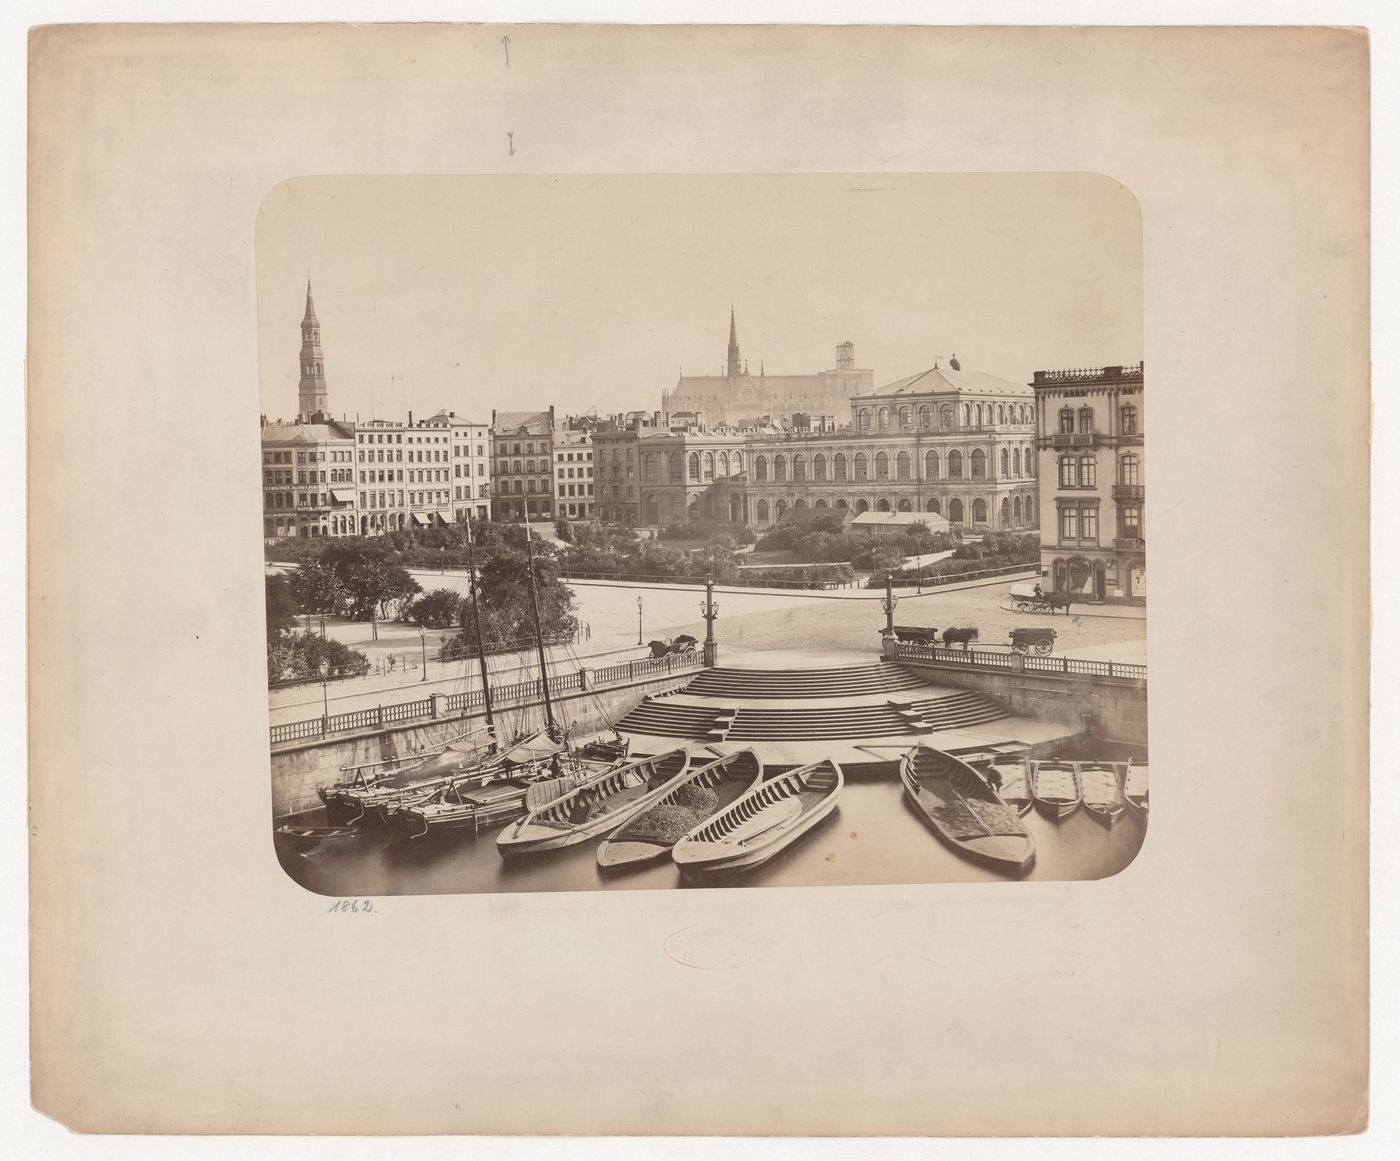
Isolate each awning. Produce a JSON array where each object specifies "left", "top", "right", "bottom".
[
  {"left": 330, "top": 489, "right": 356, "bottom": 504},
  {"left": 411, "top": 512, "right": 430, "bottom": 526}
]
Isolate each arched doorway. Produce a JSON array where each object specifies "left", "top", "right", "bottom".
[
  {"left": 793, "top": 498, "right": 807, "bottom": 510},
  {"left": 896, "top": 498, "right": 912, "bottom": 512},
  {"left": 876, "top": 498, "right": 891, "bottom": 512},
  {"left": 646, "top": 495, "right": 659, "bottom": 524},
  {"left": 1013, "top": 496, "right": 1022, "bottom": 525},
  {"left": 926, "top": 498, "right": 941, "bottom": 514},
  {"left": 855, "top": 499, "right": 869, "bottom": 514},
  {"left": 814, "top": 498, "right": 828, "bottom": 508},
  {"left": 756, "top": 499, "right": 769, "bottom": 524},
  {"left": 972, "top": 498, "right": 988, "bottom": 524},
  {"left": 948, "top": 498, "right": 964, "bottom": 523},
  {"left": 1000, "top": 497, "right": 1011, "bottom": 527},
  {"left": 835, "top": 498, "right": 849, "bottom": 510},
  {"left": 729, "top": 494, "right": 744, "bottom": 523}
]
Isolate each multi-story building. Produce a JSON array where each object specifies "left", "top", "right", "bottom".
[
  {"left": 1032, "top": 362, "right": 1145, "bottom": 604},
  {"left": 552, "top": 423, "right": 595, "bottom": 521},
  {"left": 590, "top": 423, "right": 643, "bottom": 525},
  {"left": 420, "top": 409, "right": 491, "bottom": 524},
  {"left": 661, "top": 309, "right": 875, "bottom": 427},
  {"left": 491, "top": 408, "right": 557, "bottom": 522},
  {"left": 260, "top": 414, "right": 358, "bottom": 540}
]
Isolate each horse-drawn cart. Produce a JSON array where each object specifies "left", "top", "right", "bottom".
[
  {"left": 1007, "top": 627, "right": 1057, "bottom": 655},
  {"left": 648, "top": 634, "right": 698, "bottom": 659},
  {"left": 1010, "top": 586, "right": 1075, "bottom": 615}
]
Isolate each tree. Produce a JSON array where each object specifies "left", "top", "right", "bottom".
[
  {"left": 406, "top": 588, "right": 463, "bottom": 629},
  {"left": 265, "top": 575, "right": 300, "bottom": 640},
  {"left": 443, "top": 547, "right": 578, "bottom": 657},
  {"left": 554, "top": 518, "right": 574, "bottom": 543},
  {"left": 289, "top": 559, "right": 345, "bottom": 618}
]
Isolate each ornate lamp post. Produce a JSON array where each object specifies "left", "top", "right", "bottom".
[
  {"left": 419, "top": 627, "right": 428, "bottom": 682},
  {"left": 636, "top": 595, "right": 644, "bottom": 646},
  {"left": 700, "top": 574, "right": 719, "bottom": 667},
  {"left": 881, "top": 571, "right": 899, "bottom": 641}
]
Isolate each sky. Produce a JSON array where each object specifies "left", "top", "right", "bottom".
[{"left": 256, "top": 173, "right": 1142, "bottom": 424}]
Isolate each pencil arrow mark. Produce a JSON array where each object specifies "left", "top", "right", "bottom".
[
  {"left": 507, "top": 131, "right": 515, "bottom": 156},
  {"left": 501, "top": 36, "right": 510, "bottom": 66}
]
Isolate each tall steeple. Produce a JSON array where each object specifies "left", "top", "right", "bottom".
[
  {"left": 726, "top": 304, "right": 741, "bottom": 378},
  {"left": 298, "top": 279, "right": 329, "bottom": 417}
]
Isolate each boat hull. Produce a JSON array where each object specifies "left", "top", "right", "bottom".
[
  {"left": 595, "top": 839, "right": 672, "bottom": 869},
  {"left": 900, "top": 747, "right": 1035, "bottom": 872},
  {"left": 673, "top": 792, "right": 839, "bottom": 876}
]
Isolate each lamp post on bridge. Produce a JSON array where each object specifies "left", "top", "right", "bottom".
[
  {"left": 881, "top": 570, "right": 899, "bottom": 647},
  {"left": 700, "top": 573, "right": 719, "bottom": 667},
  {"left": 636, "top": 595, "right": 644, "bottom": 646}
]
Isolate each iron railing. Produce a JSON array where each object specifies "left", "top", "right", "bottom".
[
  {"left": 891, "top": 640, "right": 1146, "bottom": 682},
  {"left": 270, "top": 650, "right": 703, "bottom": 746}
]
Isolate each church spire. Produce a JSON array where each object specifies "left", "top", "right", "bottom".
[
  {"left": 298, "top": 278, "right": 329, "bottom": 417},
  {"left": 726, "top": 303, "right": 740, "bottom": 378}
]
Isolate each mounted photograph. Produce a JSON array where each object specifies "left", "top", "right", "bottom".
[{"left": 260, "top": 173, "right": 1147, "bottom": 894}]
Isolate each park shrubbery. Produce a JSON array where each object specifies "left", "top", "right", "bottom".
[
  {"left": 267, "top": 632, "right": 371, "bottom": 685},
  {"left": 864, "top": 531, "right": 1041, "bottom": 587},
  {"left": 658, "top": 521, "right": 756, "bottom": 546},
  {"left": 736, "top": 562, "right": 856, "bottom": 587}
]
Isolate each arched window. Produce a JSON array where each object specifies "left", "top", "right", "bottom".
[
  {"left": 793, "top": 498, "right": 807, "bottom": 510},
  {"left": 836, "top": 498, "right": 849, "bottom": 510},
  {"left": 857, "top": 408, "right": 871, "bottom": 431},
  {"left": 1058, "top": 455, "right": 1076, "bottom": 488},
  {"left": 704, "top": 452, "right": 715, "bottom": 480},
  {"left": 949, "top": 498, "right": 965, "bottom": 523},
  {"left": 997, "top": 404, "right": 1006, "bottom": 424},
  {"left": 940, "top": 404, "right": 953, "bottom": 429},
  {"left": 756, "top": 499, "right": 769, "bottom": 524},
  {"left": 876, "top": 498, "right": 891, "bottom": 512},
  {"left": 919, "top": 405, "right": 932, "bottom": 429},
  {"left": 775, "top": 499, "right": 788, "bottom": 520},
  {"left": 1078, "top": 455, "right": 1096, "bottom": 487},
  {"left": 925, "top": 450, "right": 940, "bottom": 480},
  {"left": 972, "top": 498, "right": 988, "bottom": 524},
  {"left": 1014, "top": 496, "right": 1023, "bottom": 524},
  {"left": 896, "top": 451, "right": 911, "bottom": 480},
  {"left": 1059, "top": 407, "right": 1075, "bottom": 435},
  {"left": 875, "top": 451, "right": 890, "bottom": 480},
  {"left": 1024, "top": 445, "right": 1034, "bottom": 476},
  {"left": 1121, "top": 404, "right": 1139, "bottom": 435},
  {"left": 948, "top": 449, "right": 964, "bottom": 480},
  {"left": 774, "top": 455, "right": 787, "bottom": 483},
  {"left": 897, "top": 498, "right": 913, "bottom": 512},
  {"left": 646, "top": 495, "right": 659, "bottom": 523},
  {"left": 877, "top": 406, "right": 890, "bottom": 432},
  {"left": 1012, "top": 447, "right": 1021, "bottom": 477},
  {"left": 970, "top": 449, "right": 987, "bottom": 480},
  {"left": 1119, "top": 452, "right": 1140, "bottom": 486},
  {"left": 793, "top": 454, "right": 807, "bottom": 482},
  {"left": 854, "top": 452, "right": 869, "bottom": 481},
  {"left": 1078, "top": 406, "right": 1094, "bottom": 434},
  {"left": 1000, "top": 497, "right": 1011, "bottom": 528},
  {"left": 754, "top": 455, "right": 768, "bottom": 482},
  {"left": 734, "top": 451, "right": 744, "bottom": 474},
  {"left": 715, "top": 450, "right": 728, "bottom": 477},
  {"left": 668, "top": 453, "right": 681, "bottom": 482},
  {"left": 643, "top": 453, "right": 658, "bottom": 482},
  {"left": 926, "top": 498, "right": 942, "bottom": 514},
  {"left": 963, "top": 404, "right": 972, "bottom": 426},
  {"left": 855, "top": 499, "right": 870, "bottom": 514},
  {"left": 1000, "top": 448, "right": 1010, "bottom": 478},
  {"left": 688, "top": 452, "right": 700, "bottom": 481},
  {"left": 815, "top": 498, "right": 828, "bottom": 508},
  {"left": 833, "top": 453, "right": 848, "bottom": 481},
  {"left": 813, "top": 454, "right": 827, "bottom": 482},
  {"left": 975, "top": 404, "right": 984, "bottom": 426},
  {"left": 898, "top": 406, "right": 911, "bottom": 429}
]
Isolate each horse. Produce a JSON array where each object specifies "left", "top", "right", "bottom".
[
  {"left": 941, "top": 627, "right": 979, "bottom": 649},
  {"left": 1045, "top": 592, "right": 1074, "bottom": 614}
]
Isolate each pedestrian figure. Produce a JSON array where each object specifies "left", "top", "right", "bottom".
[
  {"left": 1033, "top": 583, "right": 1043, "bottom": 599},
  {"left": 986, "top": 767, "right": 1004, "bottom": 793}
]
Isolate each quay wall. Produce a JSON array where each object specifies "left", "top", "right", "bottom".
[
  {"left": 270, "top": 671, "right": 692, "bottom": 819},
  {"left": 887, "top": 658, "right": 1147, "bottom": 748}
]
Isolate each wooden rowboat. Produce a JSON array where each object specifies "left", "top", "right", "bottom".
[
  {"left": 597, "top": 749, "right": 764, "bottom": 870},
  {"left": 1078, "top": 762, "right": 1128, "bottom": 829},
  {"left": 496, "top": 749, "right": 692, "bottom": 859},
  {"left": 1030, "top": 760, "right": 1081, "bottom": 820},
  {"left": 899, "top": 746, "right": 1035, "bottom": 872},
  {"left": 670, "top": 759, "right": 843, "bottom": 878},
  {"left": 1123, "top": 760, "right": 1149, "bottom": 814},
  {"left": 984, "top": 754, "right": 1034, "bottom": 816}
]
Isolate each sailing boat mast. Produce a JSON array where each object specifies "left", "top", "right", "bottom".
[
  {"left": 463, "top": 518, "right": 495, "bottom": 736},
  {"left": 520, "top": 510, "right": 560, "bottom": 741}
]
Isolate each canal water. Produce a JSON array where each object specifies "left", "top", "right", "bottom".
[{"left": 276, "top": 743, "right": 1148, "bottom": 896}]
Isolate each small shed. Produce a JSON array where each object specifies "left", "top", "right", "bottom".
[{"left": 849, "top": 510, "right": 952, "bottom": 537}]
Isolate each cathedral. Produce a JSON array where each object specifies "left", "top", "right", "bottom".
[{"left": 661, "top": 308, "right": 874, "bottom": 427}]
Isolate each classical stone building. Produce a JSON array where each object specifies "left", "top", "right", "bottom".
[
  {"left": 1033, "top": 362, "right": 1145, "bottom": 604},
  {"left": 491, "top": 408, "right": 557, "bottom": 522},
  {"left": 739, "top": 357, "right": 1039, "bottom": 530},
  {"left": 552, "top": 423, "right": 596, "bottom": 521},
  {"left": 261, "top": 415, "right": 358, "bottom": 540},
  {"left": 661, "top": 308, "right": 874, "bottom": 427},
  {"left": 419, "top": 410, "right": 491, "bottom": 524}
]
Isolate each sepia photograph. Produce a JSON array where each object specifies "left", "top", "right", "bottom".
[{"left": 260, "top": 173, "right": 1148, "bottom": 895}]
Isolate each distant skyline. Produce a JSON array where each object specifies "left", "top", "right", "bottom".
[{"left": 256, "top": 174, "right": 1142, "bottom": 423}]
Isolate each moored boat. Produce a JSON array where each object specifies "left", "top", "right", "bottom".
[
  {"left": 597, "top": 749, "right": 764, "bottom": 870},
  {"left": 984, "top": 754, "right": 1034, "bottom": 816},
  {"left": 670, "top": 758, "right": 843, "bottom": 878},
  {"left": 496, "top": 748, "right": 691, "bottom": 860},
  {"left": 1078, "top": 762, "right": 1127, "bottom": 828},
  {"left": 1030, "top": 760, "right": 1081, "bottom": 820},
  {"left": 899, "top": 745, "right": 1035, "bottom": 872},
  {"left": 1123, "top": 760, "right": 1149, "bottom": 814}
]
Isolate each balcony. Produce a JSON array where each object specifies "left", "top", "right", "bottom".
[
  {"left": 1112, "top": 484, "right": 1144, "bottom": 501},
  {"left": 1114, "top": 537, "right": 1146, "bottom": 551},
  {"left": 1051, "top": 433, "right": 1098, "bottom": 448}
]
